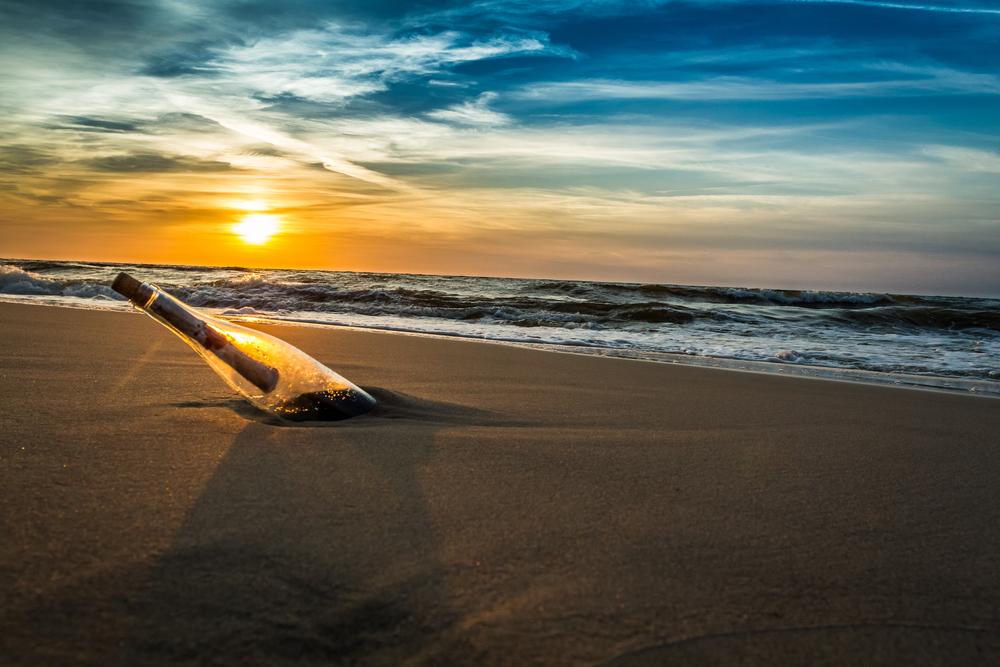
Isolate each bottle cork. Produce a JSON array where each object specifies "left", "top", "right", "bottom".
[{"left": 112, "top": 272, "right": 153, "bottom": 306}]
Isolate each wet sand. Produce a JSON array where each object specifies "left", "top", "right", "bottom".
[{"left": 2, "top": 301, "right": 1000, "bottom": 665}]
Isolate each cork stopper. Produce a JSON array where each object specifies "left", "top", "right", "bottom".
[{"left": 111, "top": 272, "right": 153, "bottom": 306}]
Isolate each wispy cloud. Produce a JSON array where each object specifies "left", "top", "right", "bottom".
[
  {"left": 427, "top": 92, "right": 512, "bottom": 126},
  {"left": 417, "top": 0, "right": 1000, "bottom": 19},
  {"left": 161, "top": 91, "right": 409, "bottom": 190},
  {"left": 923, "top": 145, "right": 1000, "bottom": 172},
  {"left": 788, "top": 0, "right": 1000, "bottom": 15},
  {"left": 210, "top": 26, "right": 564, "bottom": 104},
  {"left": 516, "top": 69, "right": 1000, "bottom": 102}
]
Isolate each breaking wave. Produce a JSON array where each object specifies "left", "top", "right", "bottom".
[
  {"left": 1, "top": 259, "right": 998, "bottom": 385},
  {"left": 0, "top": 265, "right": 121, "bottom": 300}
]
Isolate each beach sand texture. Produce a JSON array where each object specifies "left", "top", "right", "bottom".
[{"left": 3, "top": 302, "right": 1000, "bottom": 665}]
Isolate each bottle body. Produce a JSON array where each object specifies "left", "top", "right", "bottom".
[{"left": 113, "top": 273, "right": 376, "bottom": 422}]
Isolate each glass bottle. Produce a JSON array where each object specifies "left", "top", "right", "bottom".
[{"left": 111, "top": 272, "right": 376, "bottom": 422}]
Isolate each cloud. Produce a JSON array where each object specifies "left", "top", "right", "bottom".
[
  {"left": 138, "top": 43, "right": 220, "bottom": 78},
  {"left": 204, "top": 26, "right": 564, "bottom": 104},
  {"left": 427, "top": 92, "right": 511, "bottom": 126},
  {"left": 159, "top": 91, "right": 409, "bottom": 190},
  {"left": 415, "top": 0, "right": 1000, "bottom": 21},
  {"left": 787, "top": 0, "right": 1000, "bottom": 15},
  {"left": 81, "top": 152, "right": 235, "bottom": 173},
  {"left": 515, "top": 69, "right": 1000, "bottom": 102},
  {"left": 54, "top": 116, "right": 143, "bottom": 133},
  {"left": 923, "top": 145, "right": 1000, "bottom": 172},
  {"left": 0, "top": 144, "right": 59, "bottom": 175}
]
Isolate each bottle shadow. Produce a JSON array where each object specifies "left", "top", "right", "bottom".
[
  {"left": 168, "top": 386, "right": 515, "bottom": 428},
  {"left": 116, "top": 387, "right": 493, "bottom": 663}
]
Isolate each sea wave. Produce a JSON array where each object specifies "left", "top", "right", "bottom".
[
  {"left": 536, "top": 279, "right": 901, "bottom": 308},
  {"left": 163, "top": 277, "right": 1000, "bottom": 333},
  {"left": 1, "top": 259, "right": 998, "bottom": 386},
  {"left": 3, "top": 263, "right": 998, "bottom": 332},
  {"left": 0, "top": 265, "right": 121, "bottom": 300}
]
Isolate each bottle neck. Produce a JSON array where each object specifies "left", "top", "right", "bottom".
[{"left": 111, "top": 271, "right": 156, "bottom": 308}]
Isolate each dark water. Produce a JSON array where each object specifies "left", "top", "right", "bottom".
[{"left": 2, "top": 258, "right": 998, "bottom": 393}]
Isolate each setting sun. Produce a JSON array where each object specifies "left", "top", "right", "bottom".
[{"left": 232, "top": 213, "right": 280, "bottom": 245}]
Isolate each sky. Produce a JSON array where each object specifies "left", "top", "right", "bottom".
[{"left": 1, "top": 0, "right": 999, "bottom": 295}]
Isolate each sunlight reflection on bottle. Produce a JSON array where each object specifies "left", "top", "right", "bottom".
[{"left": 111, "top": 272, "right": 376, "bottom": 422}]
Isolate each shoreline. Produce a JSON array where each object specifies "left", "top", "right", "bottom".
[{"left": 3, "top": 295, "right": 997, "bottom": 400}]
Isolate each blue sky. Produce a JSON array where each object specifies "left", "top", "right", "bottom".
[{"left": 1, "top": 0, "right": 998, "bottom": 294}]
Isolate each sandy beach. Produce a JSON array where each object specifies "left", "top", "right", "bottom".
[{"left": 3, "top": 300, "right": 1000, "bottom": 665}]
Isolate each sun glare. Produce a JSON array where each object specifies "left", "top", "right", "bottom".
[
  {"left": 233, "top": 213, "right": 280, "bottom": 245},
  {"left": 231, "top": 199, "right": 269, "bottom": 212}
]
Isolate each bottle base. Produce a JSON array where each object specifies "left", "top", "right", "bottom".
[{"left": 272, "top": 388, "right": 377, "bottom": 422}]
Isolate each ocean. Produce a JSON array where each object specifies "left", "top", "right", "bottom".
[{"left": 2, "top": 258, "right": 998, "bottom": 396}]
